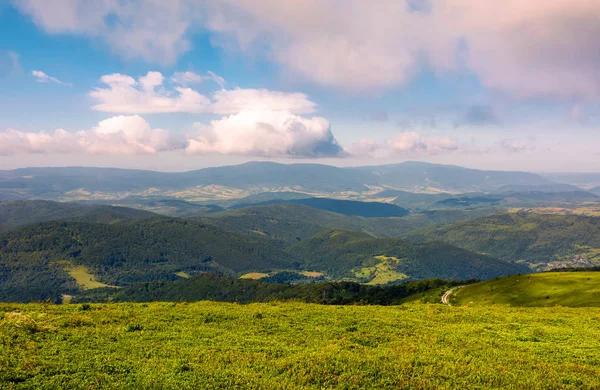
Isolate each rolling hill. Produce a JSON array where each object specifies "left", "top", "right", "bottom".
[
  {"left": 0, "top": 218, "right": 301, "bottom": 302},
  {"left": 405, "top": 212, "right": 600, "bottom": 269},
  {"left": 204, "top": 203, "right": 499, "bottom": 245},
  {"left": 0, "top": 200, "right": 156, "bottom": 232},
  {"left": 453, "top": 271, "right": 600, "bottom": 307},
  {"left": 288, "top": 230, "right": 528, "bottom": 281},
  {"left": 230, "top": 197, "right": 410, "bottom": 217}
]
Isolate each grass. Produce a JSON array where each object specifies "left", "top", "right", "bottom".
[
  {"left": 352, "top": 256, "right": 408, "bottom": 284},
  {"left": 299, "top": 271, "right": 324, "bottom": 278},
  {"left": 175, "top": 272, "right": 191, "bottom": 279},
  {"left": 455, "top": 272, "right": 600, "bottom": 307},
  {"left": 65, "top": 265, "right": 116, "bottom": 290},
  {"left": 239, "top": 273, "right": 270, "bottom": 280},
  {"left": 1, "top": 301, "right": 600, "bottom": 389}
]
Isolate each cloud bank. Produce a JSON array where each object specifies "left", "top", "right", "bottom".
[
  {"left": 0, "top": 113, "right": 344, "bottom": 158},
  {"left": 14, "top": 0, "right": 599, "bottom": 99},
  {"left": 0, "top": 115, "right": 179, "bottom": 155}
]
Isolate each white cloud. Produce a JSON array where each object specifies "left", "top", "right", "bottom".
[
  {"left": 207, "top": 71, "right": 226, "bottom": 89},
  {"left": 204, "top": 0, "right": 600, "bottom": 98},
  {"left": 186, "top": 110, "right": 344, "bottom": 157},
  {"left": 172, "top": 71, "right": 206, "bottom": 85},
  {"left": 0, "top": 115, "right": 179, "bottom": 155},
  {"left": 32, "top": 70, "right": 71, "bottom": 85},
  {"left": 89, "top": 72, "right": 211, "bottom": 113},
  {"left": 210, "top": 88, "right": 315, "bottom": 115},
  {"left": 15, "top": 1, "right": 600, "bottom": 98},
  {"left": 12, "top": 0, "right": 198, "bottom": 65},
  {"left": 0, "top": 112, "right": 344, "bottom": 158},
  {"left": 89, "top": 71, "right": 316, "bottom": 114},
  {"left": 171, "top": 71, "right": 226, "bottom": 88},
  {"left": 387, "top": 132, "right": 458, "bottom": 154}
]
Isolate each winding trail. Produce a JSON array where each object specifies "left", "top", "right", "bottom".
[{"left": 441, "top": 286, "right": 464, "bottom": 305}]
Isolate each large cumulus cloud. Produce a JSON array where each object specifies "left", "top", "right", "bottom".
[{"left": 186, "top": 110, "right": 344, "bottom": 157}]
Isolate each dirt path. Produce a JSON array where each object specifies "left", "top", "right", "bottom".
[{"left": 441, "top": 286, "right": 464, "bottom": 305}]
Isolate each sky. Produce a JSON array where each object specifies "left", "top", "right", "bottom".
[{"left": 1, "top": 0, "right": 600, "bottom": 172}]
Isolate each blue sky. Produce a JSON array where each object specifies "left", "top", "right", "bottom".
[{"left": 1, "top": 1, "right": 599, "bottom": 172}]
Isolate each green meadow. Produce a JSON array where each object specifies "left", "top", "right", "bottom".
[
  {"left": 65, "top": 265, "right": 116, "bottom": 290},
  {"left": 454, "top": 272, "right": 600, "bottom": 307},
  {"left": 2, "top": 301, "right": 600, "bottom": 389}
]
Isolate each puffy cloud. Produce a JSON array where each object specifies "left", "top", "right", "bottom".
[
  {"left": 0, "top": 115, "right": 180, "bottom": 155},
  {"left": 186, "top": 110, "right": 344, "bottom": 157},
  {"left": 210, "top": 89, "right": 316, "bottom": 115},
  {"left": 1, "top": 112, "right": 345, "bottom": 158},
  {"left": 387, "top": 132, "right": 458, "bottom": 154},
  {"left": 89, "top": 71, "right": 316, "bottom": 114},
  {"left": 89, "top": 72, "right": 211, "bottom": 113},
  {"left": 32, "top": 70, "right": 70, "bottom": 85},
  {"left": 0, "top": 128, "right": 76, "bottom": 155}
]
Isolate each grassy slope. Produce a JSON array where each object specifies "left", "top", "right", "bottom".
[
  {"left": 454, "top": 272, "right": 600, "bottom": 307},
  {"left": 1, "top": 302, "right": 599, "bottom": 389}
]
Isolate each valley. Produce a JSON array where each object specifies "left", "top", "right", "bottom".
[{"left": 2, "top": 163, "right": 600, "bottom": 390}]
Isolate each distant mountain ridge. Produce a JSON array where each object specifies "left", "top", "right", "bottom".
[{"left": 0, "top": 161, "right": 567, "bottom": 201}]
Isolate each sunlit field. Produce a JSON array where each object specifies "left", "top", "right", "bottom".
[{"left": 2, "top": 301, "right": 599, "bottom": 389}]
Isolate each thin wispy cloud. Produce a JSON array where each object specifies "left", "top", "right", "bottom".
[{"left": 32, "top": 70, "right": 71, "bottom": 86}]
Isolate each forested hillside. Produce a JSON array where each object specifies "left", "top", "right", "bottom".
[
  {"left": 406, "top": 213, "right": 600, "bottom": 269},
  {"left": 0, "top": 200, "right": 156, "bottom": 232},
  {"left": 206, "top": 204, "right": 500, "bottom": 245},
  {"left": 230, "top": 198, "right": 410, "bottom": 217},
  {"left": 82, "top": 273, "right": 456, "bottom": 305},
  {"left": 0, "top": 218, "right": 301, "bottom": 302},
  {"left": 288, "top": 230, "right": 527, "bottom": 281}
]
